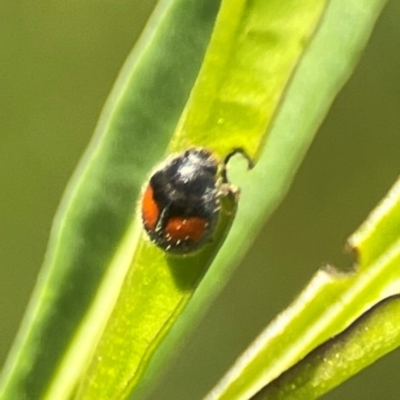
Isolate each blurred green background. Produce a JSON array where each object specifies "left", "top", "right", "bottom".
[{"left": 0, "top": 1, "right": 399, "bottom": 399}]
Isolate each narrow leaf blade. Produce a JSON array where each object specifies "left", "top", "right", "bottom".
[{"left": 0, "top": 0, "right": 220, "bottom": 398}]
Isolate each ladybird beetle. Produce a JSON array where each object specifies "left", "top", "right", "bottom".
[{"left": 141, "top": 148, "right": 245, "bottom": 254}]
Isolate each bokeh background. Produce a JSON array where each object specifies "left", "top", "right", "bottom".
[{"left": 0, "top": 1, "right": 399, "bottom": 399}]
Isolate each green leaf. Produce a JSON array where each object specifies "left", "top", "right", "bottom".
[
  {"left": 0, "top": 0, "right": 220, "bottom": 399},
  {"left": 169, "top": 0, "right": 327, "bottom": 159},
  {"left": 2, "top": 0, "right": 387, "bottom": 399},
  {"left": 251, "top": 176, "right": 400, "bottom": 399},
  {"left": 196, "top": 3, "right": 395, "bottom": 397},
  {"left": 131, "top": 0, "right": 389, "bottom": 399},
  {"left": 253, "top": 295, "right": 400, "bottom": 400},
  {"left": 77, "top": 1, "right": 327, "bottom": 399}
]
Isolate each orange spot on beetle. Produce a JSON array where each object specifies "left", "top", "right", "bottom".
[
  {"left": 141, "top": 185, "right": 159, "bottom": 231},
  {"left": 164, "top": 217, "right": 207, "bottom": 242}
]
